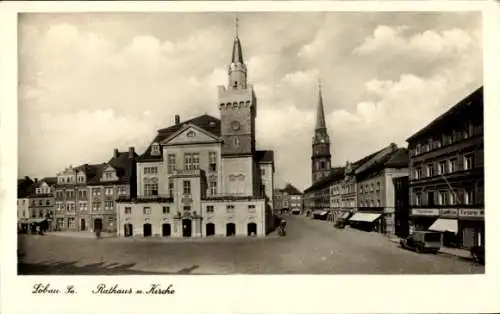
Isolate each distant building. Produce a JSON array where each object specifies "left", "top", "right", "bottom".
[
  {"left": 27, "top": 177, "right": 57, "bottom": 230},
  {"left": 407, "top": 86, "right": 484, "bottom": 249},
  {"left": 304, "top": 167, "right": 344, "bottom": 220},
  {"left": 273, "top": 189, "right": 285, "bottom": 213},
  {"left": 17, "top": 176, "right": 35, "bottom": 231},
  {"left": 274, "top": 184, "right": 303, "bottom": 215},
  {"left": 349, "top": 144, "right": 408, "bottom": 235},
  {"left": 115, "top": 19, "right": 275, "bottom": 238}
]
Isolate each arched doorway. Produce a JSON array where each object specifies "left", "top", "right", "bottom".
[
  {"left": 94, "top": 218, "right": 102, "bottom": 231},
  {"left": 206, "top": 223, "right": 215, "bottom": 236},
  {"left": 162, "top": 223, "right": 171, "bottom": 237},
  {"left": 80, "top": 219, "right": 86, "bottom": 231},
  {"left": 247, "top": 222, "right": 257, "bottom": 236},
  {"left": 226, "top": 223, "right": 236, "bottom": 236},
  {"left": 143, "top": 223, "right": 152, "bottom": 237},
  {"left": 124, "top": 223, "right": 133, "bottom": 237},
  {"left": 182, "top": 219, "right": 192, "bottom": 237}
]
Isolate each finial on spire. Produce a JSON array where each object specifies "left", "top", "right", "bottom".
[
  {"left": 235, "top": 14, "right": 239, "bottom": 38},
  {"left": 317, "top": 78, "right": 323, "bottom": 91}
]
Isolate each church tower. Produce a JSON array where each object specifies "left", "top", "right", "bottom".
[
  {"left": 218, "top": 17, "right": 258, "bottom": 196},
  {"left": 311, "top": 82, "right": 332, "bottom": 183}
]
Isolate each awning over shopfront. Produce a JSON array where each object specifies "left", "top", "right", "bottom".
[
  {"left": 340, "top": 212, "right": 350, "bottom": 219},
  {"left": 28, "top": 218, "right": 47, "bottom": 224},
  {"left": 349, "top": 213, "right": 382, "bottom": 223},
  {"left": 312, "top": 210, "right": 328, "bottom": 216},
  {"left": 428, "top": 218, "right": 458, "bottom": 233}
]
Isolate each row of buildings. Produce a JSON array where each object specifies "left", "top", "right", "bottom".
[
  {"left": 304, "top": 86, "right": 484, "bottom": 249},
  {"left": 273, "top": 184, "right": 304, "bottom": 215},
  {"left": 18, "top": 19, "right": 276, "bottom": 238}
]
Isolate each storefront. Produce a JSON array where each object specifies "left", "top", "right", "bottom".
[
  {"left": 312, "top": 210, "right": 329, "bottom": 220},
  {"left": 409, "top": 208, "right": 440, "bottom": 232},
  {"left": 348, "top": 212, "right": 383, "bottom": 232},
  {"left": 458, "top": 208, "right": 484, "bottom": 249}
]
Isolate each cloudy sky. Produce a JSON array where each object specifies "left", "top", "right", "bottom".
[{"left": 18, "top": 11, "right": 482, "bottom": 191}]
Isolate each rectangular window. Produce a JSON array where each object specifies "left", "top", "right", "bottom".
[
  {"left": 464, "top": 189, "right": 474, "bottom": 205},
  {"left": 415, "top": 193, "right": 421, "bottom": 206},
  {"left": 426, "top": 164, "right": 434, "bottom": 177},
  {"left": 124, "top": 207, "right": 132, "bottom": 215},
  {"left": 416, "top": 167, "right": 423, "bottom": 179},
  {"left": 226, "top": 204, "right": 235, "bottom": 213},
  {"left": 209, "top": 180, "right": 217, "bottom": 195},
  {"left": 183, "top": 180, "right": 191, "bottom": 195},
  {"left": 448, "top": 158, "right": 458, "bottom": 173},
  {"left": 144, "top": 184, "right": 159, "bottom": 196},
  {"left": 167, "top": 154, "right": 176, "bottom": 173},
  {"left": 208, "top": 152, "right": 217, "bottom": 172},
  {"left": 184, "top": 153, "right": 200, "bottom": 170},
  {"left": 144, "top": 167, "right": 158, "bottom": 175},
  {"left": 449, "top": 191, "right": 457, "bottom": 205},
  {"left": 260, "top": 168, "right": 265, "bottom": 176},
  {"left": 438, "top": 161, "right": 447, "bottom": 175},
  {"left": 206, "top": 205, "right": 214, "bottom": 213},
  {"left": 105, "top": 201, "right": 114, "bottom": 210},
  {"left": 438, "top": 191, "right": 448, "bottom": 205},
  {"left": 464, "top": 154, "right": 474, "bottom": 170},
  {"left": 162, "top": 206, "right": 170, "bottom": 214},
  {"left": 105, "top": 187, "right": 113, "bottom": 196},
  {"left": 143, "top": 207, "right": 151, "bottom": 215},
  {"left": 68, "top": 217, "right": 75, "bottom": 229},
  {"left": 168, "top": 180, "right": 174, "bottom": 197},
  {"left": 183, "top": 206, "right": 191, "bottom": 212}
]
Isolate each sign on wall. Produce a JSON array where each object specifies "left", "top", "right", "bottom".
[
  {"left": 459, "top": 208, "right": 484, "bottom": 218},
  {"left": 411, "top": 208, "right": 439, "bottom": 216},
  {"left": 440, "top": 208, "right": 458, "bottom": 217}
]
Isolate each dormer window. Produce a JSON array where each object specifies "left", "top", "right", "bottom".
[
  {"left": 151, "top": 143, "right": 160, "bottom": 156},
  {"left": 186, "top": 131, "right": 196, "bottom": 138}
]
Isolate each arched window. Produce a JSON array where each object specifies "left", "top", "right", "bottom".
[{"left": 320, "top": 161, "right": 325, "bottom": 169}]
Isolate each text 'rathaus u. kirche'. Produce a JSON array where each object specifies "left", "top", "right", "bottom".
[{"left": 115, "top": 19, "right": 275, "bottom": 238}]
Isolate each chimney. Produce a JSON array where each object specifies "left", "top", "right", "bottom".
[
  {"left": 175, "top": 114, "right": 180, "bottom": 125},
  {"left": 128, "top": 146, "right": 135, "bottom": 158},
  {"left": 34, "top": 178, "right": 38, "bottom": 183},
  {"left": 114, "top": 148, "right": 119, "bottom": 158}
]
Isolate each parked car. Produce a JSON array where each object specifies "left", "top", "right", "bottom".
[
  {"left": 470, "top": 246, "right": 485, "bottom": 264},
  {"left": 399, "top": 231, "right": 442, "bottom": 254}
]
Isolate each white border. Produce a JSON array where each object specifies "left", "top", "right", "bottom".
[{"left": 1, "top": 1, "right": 500, "bottom": 314}]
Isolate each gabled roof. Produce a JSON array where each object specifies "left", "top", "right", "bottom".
[
  {"left": 282, "top": 183, "right": 302, "bottom": 195},
  {"left": 356, "top": 146, "right": 408, "bottom": 180},
  {"left": 407, "top": 86, "right": 483, "bottom": 142},
  {"left": 74, "top": 163, "right": 103, "bottom": 185},
  {"left": 88, "top": 151, "right": 138, "bottom": 185},
  {"left": 139, "top": 114, "right": 221, "bottom": 162},
  {"left": 304, "top": 166, "right": 345, "bottom": 193},
  {"left": 41, "top": 177, "right": 57, "bottom": 186}
]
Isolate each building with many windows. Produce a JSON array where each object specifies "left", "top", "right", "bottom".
[
  {"left": 349, "top": 144, "right": 408, "bottom": 235},
  {"left": 407, "top": 86, "right": 484, "bottom": 248},
  {"left": 274, "top": 183, "right": 303, "bottom": 215},
  {"left": 54, "top": 164, "right": 100, "bottom": 231},
  {"left": 17, "top": 176, "right": 35, "bottom": 232},
  {"left": 27, "top": 177, "right": 57, "bottom": 230},
  {"left": 87, "top": 147, "right": 138, "bottom": 233},
  {"left": 116, "top": 19, "right": 274, "bottom": 238}
]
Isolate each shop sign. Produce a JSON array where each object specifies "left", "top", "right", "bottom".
[
  {"left": 459, "top": 208, "right": 484, "bottom": 218},
  {"left": 411, "top": 208, "right": 439, "bottom": 216},
  {"left": 440, "top": 208, "right": 458, "bottom": 217}
]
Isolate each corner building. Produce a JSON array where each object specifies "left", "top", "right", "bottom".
[{"left": 116, "top": 21, "right": 275, "bottom": 238}]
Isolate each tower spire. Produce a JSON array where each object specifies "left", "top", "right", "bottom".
[
  {"left": 231, "top": 15, "right": 244, "bottom": 63},
  {"left": 235, "top": 15, "right": 239, "bottom": 38},
  {"left": 315, "top": 79, "right": 326, "bottom": 130}
]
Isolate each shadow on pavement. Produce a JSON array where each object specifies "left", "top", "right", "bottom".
[{"left": 18, "top": 261, "right": 203, "bottom": 275}]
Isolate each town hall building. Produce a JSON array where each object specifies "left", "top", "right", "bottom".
[{"left": 116, "top": 19, "right": 275, "bottom": 238}]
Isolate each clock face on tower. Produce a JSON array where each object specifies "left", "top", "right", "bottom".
[{"left": 231, "top": 120, "right": 241, "bottom": 131}]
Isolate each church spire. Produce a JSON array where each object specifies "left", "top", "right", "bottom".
[
  {"left": 231, "top": 15, "right": 244, "bottom": 64},
  {"left": 228, "top": 15, "right": 247, "bottom": 89},
  {"left": 315, "top": 79, "right": 327, "bottom": 130}
]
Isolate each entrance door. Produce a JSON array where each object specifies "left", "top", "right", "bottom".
[
  {"left": 162, "top": 223, "right": 171, "bottom": 237},
  {"left": 81, "top": 219, "right": 86, "bottom": 231},
  {"left": 182, "top": 219, "right": 192, "bottom": 237},
  {"left": 94, "top": 218, "right": 103, "bottom": 231},
  {"left": 124, "top": 223, "right": 133, "bottom": 237},
  {"left": 226, "top": 223, "right": 236, "bottom": 236},
  {"left": 206, "top": 223, "right": 215, "bottom": 236},
  {"left": 143, "top": 223, "right": 152, "bottom": 237},
  {"left": 247, "top": 222, "right": 257, "bottom": 236}
]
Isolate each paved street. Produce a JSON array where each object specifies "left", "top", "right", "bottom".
[{"left": 18, "top": 215, "right": 484, "bottom": 275}]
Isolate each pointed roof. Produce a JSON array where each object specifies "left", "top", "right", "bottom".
[
  {"left": 282, "top": 183, "right": 302, "bottom": 195},
  {"left": 315, "top": 84, "right": 327, "bottom": 130},
  {"left": 231, "top": 16, "right": 244, "bottom": 63}
]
